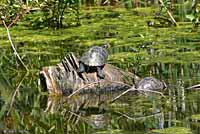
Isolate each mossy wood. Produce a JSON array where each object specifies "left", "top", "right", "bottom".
[{"left": 40, "top": 52, "right": 139, "bottom": 95}]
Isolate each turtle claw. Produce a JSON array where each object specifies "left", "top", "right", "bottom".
[
  {"left": 98, "top": 73, "right": 105, "bottom": 79},
  {"left": 97, "top": 67, "right": 105, "bottom": 79}
]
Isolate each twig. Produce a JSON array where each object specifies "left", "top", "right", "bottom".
[
  {"left": 105, "top": 79, "right": 132, "bottom": 88},
  {"left": 158, "top": 0, "right": 178, "bottom": 26},
  {"left": 68, "top": 81, "right": 101, "bottom": 98},
  {"left": 66, "top": 110, "right": 90, "bottom": 123},
  {"left": 67, "top": 110, "right": 84, "bottom": 119},
  {"left": 138, "top": 88, "right": 165, "bottom": 97},
  {"left": 111, "top": 86, "right": 165, "bottom": 102},
  {"left": 186, "top": 84, "right": 200, "bottom": 90},
  {"left": 2, "top": 20, "right": 29, "bottom": 71},
  {"left": 110, "top": 87, "right": 137, "bottom": 102},
  {"left": 8, "top": 14, "right": 21, "bottom": 28},
  {"left": 7, "top": 72, "right": 28, "bottom": 115},
  {"left": 7, "top": 5, "right": 36, "bottom": 28},
  {"left": 116, "top": 111, "right": 162, "bottom": 121}
]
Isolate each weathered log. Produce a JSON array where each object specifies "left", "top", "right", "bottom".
[{"left": 40, "top": 52, "right": 140, "bottom": 95}]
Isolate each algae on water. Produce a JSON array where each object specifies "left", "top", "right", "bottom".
[
  {"left": 191, "top": 114, "right": 200, "bottom": 121},
  {"left": 152, "top": 127, "right": 192, "bottom": 134}
]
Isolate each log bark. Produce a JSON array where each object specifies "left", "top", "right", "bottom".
[{"left": 40, "top": 52, "right": 140, "bottom": 95}]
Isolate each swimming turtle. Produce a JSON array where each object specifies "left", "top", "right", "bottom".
[
  {"left": 136, "top": 77, "right": 166, "bottom": 91},
  {"left": 77, "top": 43, "right": 109, "bottom": 79}
]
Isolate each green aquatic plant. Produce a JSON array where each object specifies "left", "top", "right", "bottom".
[
  {"left": 0, "top": 2, "right": 22, "bottom": 25},
  {"left": 33, "top": 0, "right": 80, "bottom": 29},
  {"left": 186, "top": 1, "right": 200, "bottom": 31}
]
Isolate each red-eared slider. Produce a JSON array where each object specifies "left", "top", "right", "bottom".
[
  {"left": 78, "top": 43, "right": 109, "bottom": 79},
  {"left": 136, "top": 77, "right": 166, "bottom": 91}
]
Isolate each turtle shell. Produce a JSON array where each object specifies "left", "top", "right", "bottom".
[
  {"left": 136, "top": 77, "right": 166, "bottom": 91},
  {"left": 80, "top": 46, "right": 108, "bottom": 66}
]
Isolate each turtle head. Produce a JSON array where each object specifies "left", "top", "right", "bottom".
[{"left": 103, "top": 42, "right": 110, "bottom": 49}]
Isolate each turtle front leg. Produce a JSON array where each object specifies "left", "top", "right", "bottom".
[
  {"left": 77, "top": 62, "right": 85, "bottom": 73},
  {"left": 97, "top": 66, "right": 105, "bottom": 79}
]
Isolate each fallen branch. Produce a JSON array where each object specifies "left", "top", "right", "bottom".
[
  {"left": 111, "top": 86, "right": 165, "bottom": 102},
  {"left": 68, "top": 81, "right": 101, "bottom": 98},
  {"left": 186, "top": 84, "right": 200, "bottom": 90},
  {"left": 110, "top": 87, "right": 135, "bottom": 102},
  {"left": 116, "top": 111, "right": 162, "bottom": 121},
  {"left": 137, "top": 88, "right": 165, "bottom": 97},
  {"left": 2, "top": 20, "right": 29, "bottom": 71}
]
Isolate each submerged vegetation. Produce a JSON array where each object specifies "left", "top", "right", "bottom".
[{"left": 0, "top": 0, "right": 200, "bottom": 134}]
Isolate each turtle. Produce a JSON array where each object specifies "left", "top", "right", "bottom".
[
  {"left": 77, "top": 43, "right": 109, "bottom": 79},
  {"left": 136, "top": 77, "right": 167, "bottom": 91}
]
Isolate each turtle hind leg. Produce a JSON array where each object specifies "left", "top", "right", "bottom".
[
  {"left": 97, "top": 66, "right": 105, "bottom": 79},
  {"left": 77, "top": 62, "right": 85, "bottom": 73}
]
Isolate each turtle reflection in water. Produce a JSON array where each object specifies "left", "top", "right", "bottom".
[
  {"left": 78, "top": 43, "right": 109, "bottom": 79},
  {"left": 136, "top": 77, "right": 167, "bottom": 91}
]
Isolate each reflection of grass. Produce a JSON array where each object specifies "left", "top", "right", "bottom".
[
  {"left": 95, "top": 129, "right": 131, "bottom": 134},
  {"left": 191, "top": 114, "right": 200, "bottom": 121},
  {"left": 152, "top": 127, "right": 192, "bottom": 134}
]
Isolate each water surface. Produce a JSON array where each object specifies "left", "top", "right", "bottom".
[{"left": 0, "top": 7, "right": 200, "bottom": 134}]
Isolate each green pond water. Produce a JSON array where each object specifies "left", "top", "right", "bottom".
[{"left": 0, "top": 7, "right": 200, "bottom": 134}]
